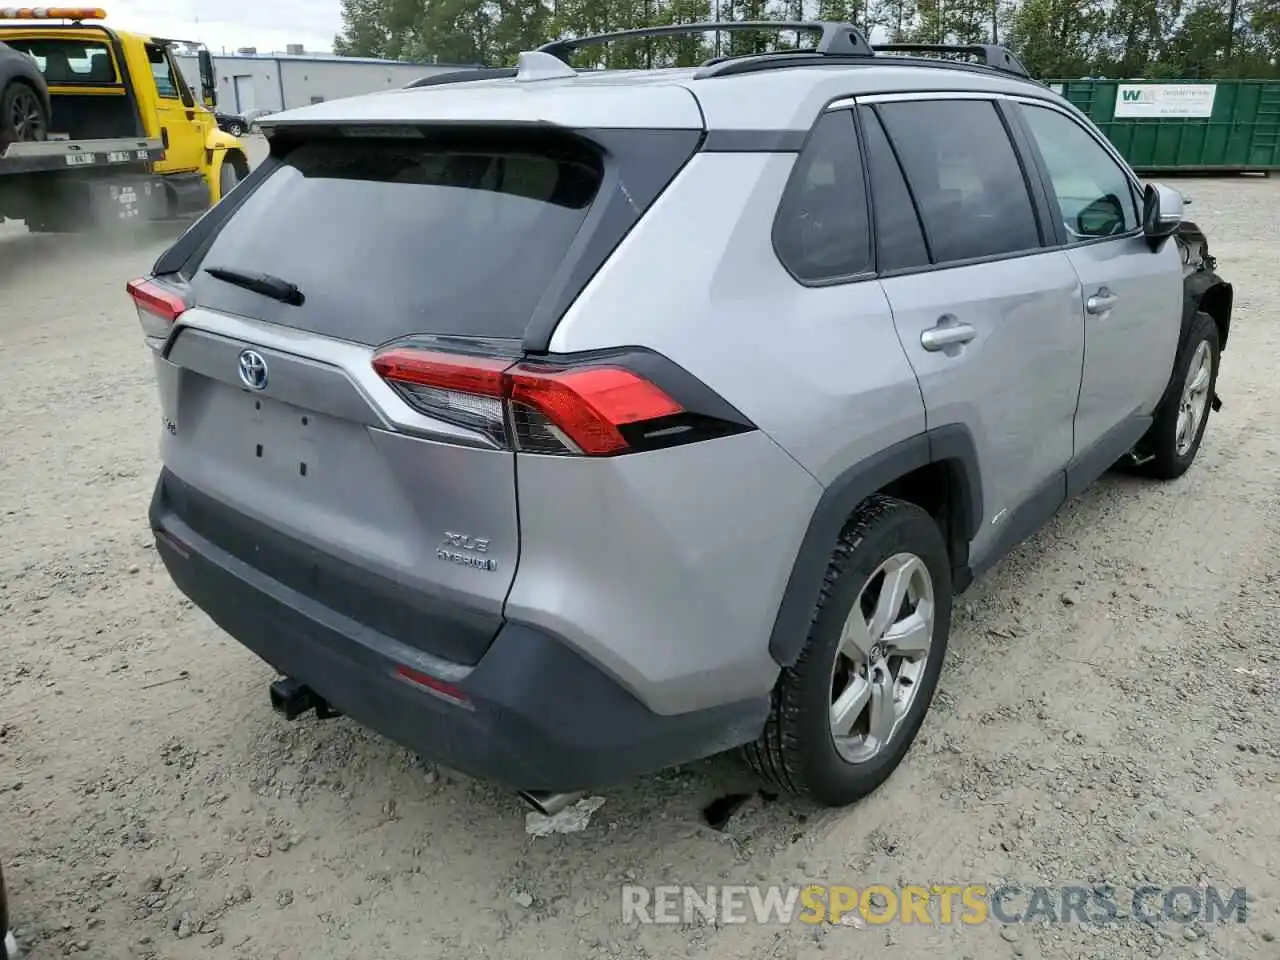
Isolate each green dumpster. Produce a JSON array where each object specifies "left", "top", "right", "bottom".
[{"left": 1044, "top": 78, "right": 1280, "bottom": 174}]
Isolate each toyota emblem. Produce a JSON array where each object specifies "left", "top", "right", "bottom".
[{"left": 238, "top": 349, "right": 269, "bottom": 391}]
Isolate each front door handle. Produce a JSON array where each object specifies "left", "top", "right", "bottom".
[
  {"left": 1086, "top": 288, "right": 1119, "bottom": 315},
  {"left": 920, "top": 320, "right": 977, "bottom": 352}
]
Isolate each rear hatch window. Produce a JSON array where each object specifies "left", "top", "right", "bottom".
[{"left": 187, "top": 133, "right": 604, "bottom": 345}]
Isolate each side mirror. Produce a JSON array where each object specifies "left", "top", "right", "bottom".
[
  {"left": 1077, "top": 194, "right": 1126, "bottom": 238},
  {"left": 1142, "top": 181, "right": 1183, "bottom": 251},
  {"left": 197, "top": 49, "right": 218, "bottom": 109}
]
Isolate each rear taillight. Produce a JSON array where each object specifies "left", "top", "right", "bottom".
[
  {"left": 127, "top": 277, "right": 188, "bottom": 340},
  {"left": 372, "top": 346, "right": 752, "bottom": 457}
]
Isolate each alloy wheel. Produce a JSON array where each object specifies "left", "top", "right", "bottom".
[
  {"left": 9, "top": 86, "right": 45, "bottom": 142},
  {"left": 829, "top": 552, "right": 935, "bottom": 765},
  {"left": 1175, "top": 340, "right": 1212, "bottom": 457}
]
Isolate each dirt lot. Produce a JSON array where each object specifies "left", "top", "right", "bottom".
[{"left": 1, "top": 157, "right": 1278, "bottom": 960}]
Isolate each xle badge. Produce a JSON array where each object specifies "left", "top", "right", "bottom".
[{"left": 438, "top": 532, "right": 498, "bottom": 572}]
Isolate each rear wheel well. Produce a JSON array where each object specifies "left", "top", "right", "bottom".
[
  {"left": 1199, "top": 282, "right": 1232, "bottom": 351},
  {"left": 767, "top": 430, "right": 982, "bottom": 667},
  {"left": 876, "top": 460, "right": 971, "bottom": 583}
]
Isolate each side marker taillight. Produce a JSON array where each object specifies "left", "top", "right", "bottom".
[
  {"left": 372, "top": 347, "right": 688, "bottom": 457},
  {"left": 508, "top": 366, "right": 681, "bottom": 455},
  {"left": 127, "top": 277, "right": 188, "bottom": 340}
]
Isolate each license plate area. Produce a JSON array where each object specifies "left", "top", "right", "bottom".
[{"left": 243, "top": 392, "right": 325, "bottom": 484}]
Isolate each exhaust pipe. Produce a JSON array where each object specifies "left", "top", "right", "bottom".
[
  {"left": 518, "top": 790, "right": 585, "bottom": 817},
  {"left": 269, "top": 677, "right": 341, "bottom": 720}
]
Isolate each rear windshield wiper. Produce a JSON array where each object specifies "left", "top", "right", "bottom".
[{"left": 205, "top": 265, "right": 305, "bottom": 307}]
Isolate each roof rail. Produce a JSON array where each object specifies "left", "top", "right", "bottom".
[
  {"left": 400, "top": 28, "right": 1032, "bottom": 91},
  {"left": 404, "top": 67, "right": 517, "bottom": 88},
  {"left": 871, "top": 42, "right": 1030, "bottom": 78},
  {"left": 537, "top": 21, "right": 874, "bottom": 62},
  {"left": 696, "top": 42, "right": 1031, "bottom": 80}
]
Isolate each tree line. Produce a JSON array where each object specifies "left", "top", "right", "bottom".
[{"left": 333, "top": 0, "right": 1280, "bottom": 80}]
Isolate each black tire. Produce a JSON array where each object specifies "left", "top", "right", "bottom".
[
  {"left": 1, "top": 80, "right": 48, "bottom": 147},
  {"left": 744, "top": 495, "right": 952, "bottom": 806},
  {"left": 219, "top": 160, "right": 240, "bottom": 201},
  {"left": 228, "top": 121, "right": 244, "bottom": 136},
  {"left": 1139, "top": 310, "right": 1220, "bottom": 481}
]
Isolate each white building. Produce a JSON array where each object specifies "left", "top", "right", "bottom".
[{"left": 175, "top": 49, "right": 478, "bottom": 116}]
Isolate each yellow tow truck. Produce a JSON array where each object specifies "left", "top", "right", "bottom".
[{"left": 0, "top": 6, "right": 248, "bottom": 231}]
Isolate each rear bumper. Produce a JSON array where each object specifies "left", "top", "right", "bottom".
[{"left": 150, "top": 474, "right": 768, "bottom": 792}]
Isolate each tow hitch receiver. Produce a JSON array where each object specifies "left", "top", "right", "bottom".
[{"left": 269, "top": 677, "right": 342, "bottom": 720}]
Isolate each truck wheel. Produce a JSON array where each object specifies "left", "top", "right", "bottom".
[
  {"left": 219, "top": 160, "right": 240, "bottom": 200},
  {"left": 1139, "top": 310, "right": 1220, "bottom": 480},
  {"left": 744, "top": 495, "right": 951, "bottom": 807},
  {"left": 2, "top": 80, "right": 48, "bottom": 146},
  {"left": 228, "top": 121, "right": 244, "bottom": 136}
]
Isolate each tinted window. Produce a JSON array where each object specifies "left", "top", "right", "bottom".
[
  {"left": 3, "top": 38, "right": 116, "bottom": 84},
  {"left": 190, "top": 135, "right": 602, "bottom": 344},
  {"left": 773, "top": 110, "right": 871, "bottom": 282},
  {"left": 1021, "top": 103, "right": 1140, "bottom": 241},
  {"left": 858, "top": 106, "right": 929, "bottom": 272},
  {"left": 876, "top": 100, "right": 1041, "bottom": 264}
]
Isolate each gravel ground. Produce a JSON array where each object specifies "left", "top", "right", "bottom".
[{"left": 1, "top": 156, "right": 1278, "bottom": 960}]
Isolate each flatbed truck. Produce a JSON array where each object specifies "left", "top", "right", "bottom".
[{"left": 0, "top": 7, "right": 248, "bottom": 232}]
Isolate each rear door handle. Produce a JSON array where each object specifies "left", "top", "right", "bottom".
[
  {"left": 920, "top": 321, "right": 977, "bottom": 351},
  {"left": 1086, "top": 289, "right": 1119, "bottom": 315}
]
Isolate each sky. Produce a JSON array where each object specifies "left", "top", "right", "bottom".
[{"left": 105, "top": 0, "right": 341, "bottom": 54}]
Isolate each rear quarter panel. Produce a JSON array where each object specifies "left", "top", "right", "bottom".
[{"left": 525, "top": 151, "right": 925, "bottom": 715}]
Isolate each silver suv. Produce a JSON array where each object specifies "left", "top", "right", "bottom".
[{"left": 132, "top": 23, "right": 1233, "bottom": 812}]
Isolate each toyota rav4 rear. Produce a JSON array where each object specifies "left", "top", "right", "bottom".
[{"left": 135, "top": 76, "right": 820, "bottom": 798}]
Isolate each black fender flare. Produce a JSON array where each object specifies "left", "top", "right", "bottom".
[
  {"left": 1183, "top": 272, "right": 1233, "bottom": 352},
  {"left": 767, "top": 424, "right": 983, "bottom": 667},
  {"left": 1177, "top": 220, "right": 1233, "bottom": 352}
]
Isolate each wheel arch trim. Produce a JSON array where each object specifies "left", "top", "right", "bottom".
[
  {"left": 767, "top": 424, "right": 983, "bottom": 667},
  {"left": 1193, "top": 278, "right": 1233, "bottom": 352}
]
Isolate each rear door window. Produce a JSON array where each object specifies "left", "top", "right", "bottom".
[
  {"left": 874, "top": 99, "right": 1042, "bottom": 265},
  {"left": 857, "top": 106, "right": 930, "bottom": 273},
  {"left": 188, "top": 134, "right": 603, "bottom": 345}
]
